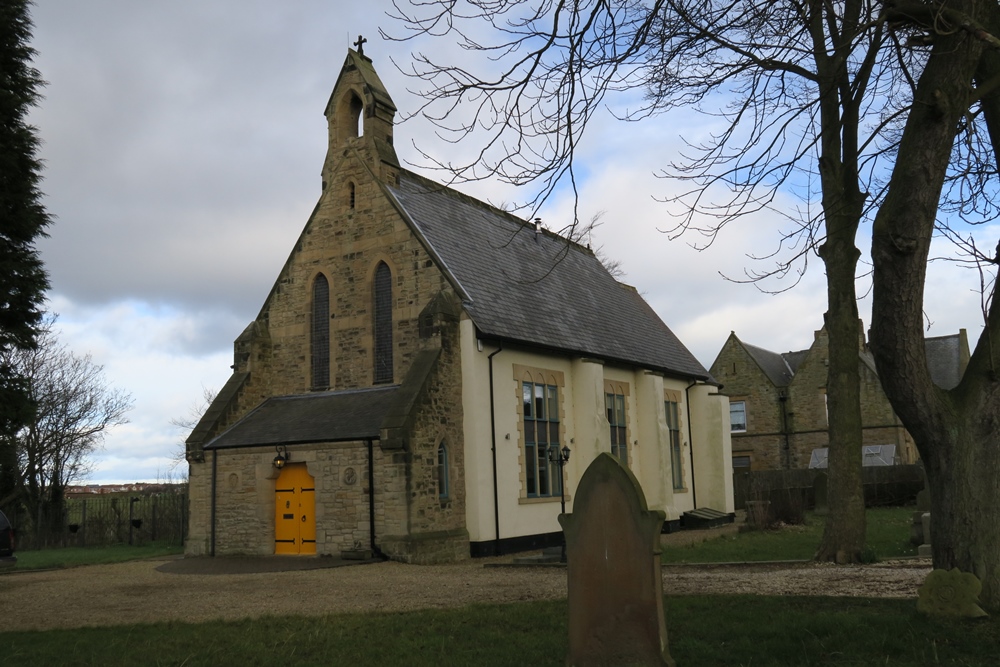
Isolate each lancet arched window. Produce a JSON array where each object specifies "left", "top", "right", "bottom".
[
  {"left": 311, "top": 274, "right": 330, "bottom": 390},
  {"left": 373, "top": 262, "right": 393, "bottom": 384}
]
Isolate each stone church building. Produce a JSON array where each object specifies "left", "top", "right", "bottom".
[{"left": 184, "top": 48, "right": 734, "bottom": 563}]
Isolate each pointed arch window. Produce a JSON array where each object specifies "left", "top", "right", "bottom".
[
  {"left": 311, "top": 274, "right": 330, "bottom": 390},
  {"left": 373, "top": 262, "right": 393, "bottom": 384}
]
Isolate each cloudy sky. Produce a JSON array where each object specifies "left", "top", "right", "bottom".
[{"left": 27, "top": 1, "right": 990, "bottom": 483}]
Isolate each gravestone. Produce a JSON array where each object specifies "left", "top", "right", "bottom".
[
  {"left": 559, "top": 452, "right": 675, "bottom": 667},
  {"left": 918, "top": 513, "right": 932, "bottom": 557},
  {"left": 917, "top": 568, "right": 988, "bottom": 618},
  {"left": 911, "top": 487, "right": 931, "bottom": 546},
  {"left": 915, "top": 488, "right": 931, "bottom": 512},
  {"left": 813, "top": 472, "right": 829, "bottom": 516}
]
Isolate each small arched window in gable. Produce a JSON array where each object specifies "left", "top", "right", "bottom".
[
  {"left": 311, "top": 274, "right": 330, "bottom": 390},
  {"left": 437, "top": 442, "right": 449, "bottom": 499},
  {"left": 373, "top": 262, "right": 393, "bottom": 384},
  {"left": 349, "top": 182, "right": 356, "bottom": 209}
]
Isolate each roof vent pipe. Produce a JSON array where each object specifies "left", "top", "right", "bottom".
[{"left": 533, "top": 218, "right": 541, "bottom": 242}]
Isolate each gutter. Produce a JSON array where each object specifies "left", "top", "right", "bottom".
[
  {"left": 210, "top": 449, "right": 218, "bottom": 557},
  {"left": 779, "top": 391, "right": 791, "bottom": 469},
  {"left": 488, "top": 342, "right": 503, "bottom": 555},
  {"left": 685, "top": 381, "right": 698, "bottom": 508},
  {"left": 366, "top": 438, "right": 388, "bottom": 560}
]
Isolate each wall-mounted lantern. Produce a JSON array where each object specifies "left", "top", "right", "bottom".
[{"left": 273, "top": 444, "right": 290, "bottom": 470}]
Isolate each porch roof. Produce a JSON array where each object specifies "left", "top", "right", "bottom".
[{"left": 203, "top": 385, "right": 398, "bottom": 449}]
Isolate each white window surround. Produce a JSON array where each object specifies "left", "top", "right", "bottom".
[{"left": 730, "top": 400, "right": 747, "bottom": 433}]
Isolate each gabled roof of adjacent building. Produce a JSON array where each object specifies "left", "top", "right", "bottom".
[
  {"left": 386, "top": 171, "right": 712, "bottom": 381},
  {"left": 740, "top": 341, "right": 796, "bottom": 387},
  {"left": 724, "top": 328, "right": 968, "bottom": 390}
]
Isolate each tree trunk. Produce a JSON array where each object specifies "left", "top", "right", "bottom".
[
  {"left": 923, "top": 403, "right": 1000, "bottom": 606},
  {"left": 869, "top": 14, "right": 998, "bottom": 605},
  {"left": 805, "top": 0, "right": 871, "bottom": 562},
  {"left": 815, "top": 221, "right": 866, "bottom": 563}
]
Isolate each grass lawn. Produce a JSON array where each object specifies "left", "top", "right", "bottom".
[
  {"left": 2, "top": 596, "right": 996, "bottom": 666},
  {"left": 662, "top": 506, "right": 918, "bottom": 564},
  {"left": 9, "top": 542, "right": 183, "bottom": 571}
]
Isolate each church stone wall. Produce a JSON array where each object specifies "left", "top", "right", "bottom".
[{"left": 185, "top": 442, "right": 413, "bottom": 557}]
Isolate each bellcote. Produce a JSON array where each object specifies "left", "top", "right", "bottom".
[{"left": 323, "top": 48, "right": 399, "bottom": 184}]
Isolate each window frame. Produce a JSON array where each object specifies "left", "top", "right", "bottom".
[
  {"left": 732, "top": 453, "right": 752, "bottom": 470},
  {"left": 515, "top": 366, "right": 566, "bottom": 501},
  {"left": 665, "top": 398, "right": 684, "bottom": 491},
  {"left": 604, "top": 381, "right": 630, "bottom": 467},
  {"left": 730, "top": 400, "right": 747, "bottom": 433}
]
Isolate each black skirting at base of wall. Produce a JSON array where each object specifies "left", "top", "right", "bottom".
[
  {"left": 469, "top": 531, "right": 562, "bottom": 558},
  {"left": 661, "top": 519, "right": 682, "bottom": 534},
  {"left": 469, "top": 513, "right": 735, "bottom": 556}
]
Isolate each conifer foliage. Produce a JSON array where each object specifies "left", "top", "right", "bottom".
[{"left": 0, "top": 0, "right": 50, "bottom": 504}]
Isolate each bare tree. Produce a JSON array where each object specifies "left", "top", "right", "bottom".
[
  {"left": 390, "top": 0, "right": 1000, "bottom": 606},
  {"left": 868, "top": 0, "right": 1000, "bottom": 609},
  {"left": 0, "top": 317, "right": 133, "bottom": 537},
  {"left": 169, "top": 386, "right": 216, "bottom": 474},
  {"left": 386, "top": 0, "right": 927, "bottom": 563}
]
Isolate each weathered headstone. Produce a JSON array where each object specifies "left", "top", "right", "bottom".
[
  {"left": 917, "top": 513, "right": 932, "bottom": 558},
  {"left": 559, "top": 452, "right": 674, "bottom": 667},
  {"left": 910, "top": 510, "right": 926, "bottom": 546},
  {"left": 915, "top": 488, "right": 931, "bottom": 512},
  {"left": 813, "top": 472, "right": 829, "bottom": 516},
  {"left": 917, "top": 568, "right": 988, "bottom": 618}
]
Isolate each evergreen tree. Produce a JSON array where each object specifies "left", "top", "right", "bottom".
[{"left": 0, "top": 0, "right": 51, "bottom": 509}]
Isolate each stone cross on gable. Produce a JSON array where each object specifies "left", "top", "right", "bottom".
[{"left": 354, "top": 34, "right": 367, "bottom": 57}]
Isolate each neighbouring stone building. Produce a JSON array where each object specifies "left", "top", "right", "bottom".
[
  {"left": 710, "top": 323, "right": 970, "bottom": 471},
  {"left": 184, "top": 48, "right": 734, "bottom": 563}
]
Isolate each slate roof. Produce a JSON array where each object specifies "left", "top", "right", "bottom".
[
  {"left": 782, "top": 349, "right": 809, "bottom": 374},
  {"left": 741, "top": 342, "right": 795, "bottom": 387},
  {"left": 734, "top": 331, "right": 967, "bottom": 390},
  {"left": 204, "top": 386, "right": 398, "bottom": 449},
  {"left": 386, "top": 172, "right": 711, "bottom": 381}
]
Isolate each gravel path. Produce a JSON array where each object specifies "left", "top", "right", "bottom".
[{"left": 0, "top": 556, "right": 932, "bottom": 632}]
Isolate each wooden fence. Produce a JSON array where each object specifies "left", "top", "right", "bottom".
[
  {"left": 732, "top": 464, "right": 925, "bottom": 511},
  {"left": 16, "top": 491, "right": 187, "bottom": 551}
]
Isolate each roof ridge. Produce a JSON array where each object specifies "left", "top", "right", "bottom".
[{"left": 397, "top": 169, "right": 595, "bottom": 256}]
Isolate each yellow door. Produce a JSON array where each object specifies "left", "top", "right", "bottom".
[{"left": 274, "top": 463, "right": 316, "bottom": 555}]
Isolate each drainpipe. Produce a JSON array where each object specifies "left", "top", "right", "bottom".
[
  {"left": 210, "top": 449, "right": 217, "bottom": 557},
  {"left": 366, "top": 438, "right": 387, "bottom": 560},
  {"left": 684, "top": 381, "right": 698, "bottom": 509},
  {"left": 488, "top": 341, "right": 503, "bottom": 556},
  {"left": 779, "top": 392, "right": 791, "bottom": 469}
]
